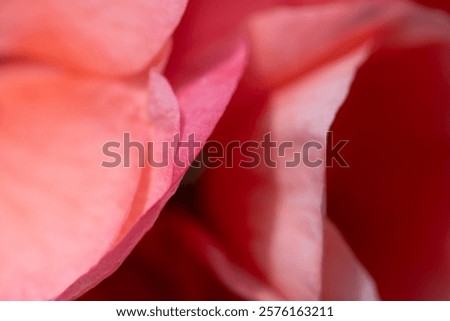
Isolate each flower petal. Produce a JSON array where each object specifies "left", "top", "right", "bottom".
[
  {"left": 0, "top": 64, "right": 181, "bottom": 299},
  {"left": 0, "top": 66, "right": 147, "bottom": 299},
  {"left": 201, "top": 46, "right": 370, "bottom": 299},
  {"left": 0, "top": 0, "right": 188, "bottom": 75},
  {"left": 66, "top": 37, "right": 248, "bottom": 300},
  {"left": 57, "top": 71, "right": 180, "bottom": 300}
]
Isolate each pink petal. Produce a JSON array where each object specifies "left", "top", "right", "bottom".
[
  {"left": 201, "top": 46, "right": 370, "bottom": 300},
  {"left": 0, "top": 65, "right": 178, "bottom": 299},
  {"left": 0, "top": 0, "right": 187, "bottom": 75},
  {"left": 57, "top": 71, "right": 180, "bottom": 300},
  {"left": 65, "top": 39, "right": 248, "bottom": 300}
]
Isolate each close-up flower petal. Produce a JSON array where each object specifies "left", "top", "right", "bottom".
[
  {"left": 0, "top": 0, "right": 188, "bottom": 75},
  {"left": 1, "top": 0, "right": 448, "bottom": 304}
]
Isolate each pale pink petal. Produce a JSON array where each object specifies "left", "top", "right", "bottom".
[
  {"left": 253, "top": 47, "right": 369, "bottom": 299},
  {"left": 0, "top": 0, "right": 187, "bottom": 75},
  {"left": 321, "top": 220, "right": 379, "bottom": 300},
  {"left": 57, "top": 71, "right": 180, "bottom": 300},
  {"left": 202, "top": 46, "right": 370, "bottom": 299},
  {"left": 59, "top": 40, "right": 248, "bottom": 299},
  {"left": 0, "top": 65, "right": 175, "bottom": 299}
]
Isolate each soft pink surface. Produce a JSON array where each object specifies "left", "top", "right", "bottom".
[
  {"left": 0, "top": 66, "right": 154, "bottom": 299},
  {"left": 0, "top": 0, "right": 188, "bottom": 75},
  {"left": 60, "top": 41, "right": 248, "bottom": 300},
  {"left": 2, "top": 0, "right": 448, "bottom": 300}
]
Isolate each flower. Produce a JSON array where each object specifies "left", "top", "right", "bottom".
[
  {"left": 0, "top": 0, "right": 246, "bottom": 299},
  {"left": 84, "top": 0, "right": 450, "bottom": 300}
]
